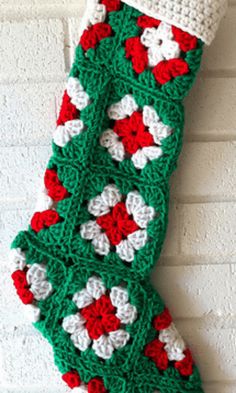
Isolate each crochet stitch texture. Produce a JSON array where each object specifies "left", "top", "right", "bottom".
[
  {"left": 10, "top": 1, "right": 208, "bottom": 392},
  {"left": 122, "top": 0, "right": 227, "bottom": 45}
]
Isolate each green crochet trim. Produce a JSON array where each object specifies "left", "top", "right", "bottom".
[{"left": 11, "top": 3, "right": 204, "bottom": 393}]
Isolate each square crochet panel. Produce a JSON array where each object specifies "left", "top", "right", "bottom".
[{"left": 11, "top": 1, "right": 204, "bottom": 393}]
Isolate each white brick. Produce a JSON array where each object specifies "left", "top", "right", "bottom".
[
  {"left": 176, "top": 321, "right": 236, "bottom": 382},
  {"left": 152, "top": 265, "right": 235, "bottom": 318},
  {"left": 204, "top": 383, "right": 236, "bottom": 393},
  {"left": 0, "top": 83, "right": 64, "bottom": 146},
  {"left": 202, "top": 8, "right": 236, "bottom": 71},
  {"left": 0, "top": 262, "right": 32, "bottom": 330},
  {"left": 179, "top": 203, "right": 236, "bottom": 258},
  {"left": 67, "top": 17, "right": 81, "bottom": 68},
  {"left": 0, "top": 332, "right": 63, "bottom": 387},
  {"left": 0, "top": 146, "right": 51, "bottom": 207},
  {"left": 0, "top": 210, "right": 30, "bottom": 260},
  {"left": 173, "top": 142, "right": 236, "bottom": 200},
  {"left": 185, "top": 78, "right": 236, "bottom": 137},
  {"left": 161, "top": 203, "right": 179, "bottom": 257},
  {"left": 0, "top": 20, "right": 65, "bottom": 82}
]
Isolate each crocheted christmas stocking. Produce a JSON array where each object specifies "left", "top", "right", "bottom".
[{"left": 10, "top": 1, "right": 226, "bottom": 392}]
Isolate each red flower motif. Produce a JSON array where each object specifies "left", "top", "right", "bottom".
[
  {"left": 88, "top": 377, "right": 107, "bottom": 393},
  {"left": 152, "top": 58, "right": 189, "bottom": 85},
  {"left": 62, "top": 370, "right": 81, "bottom": 389},
  {"left": 125, "top": 37, "right": 148, "bottom": 74},
  {"left": 101, "top": 0, "right": 121, "bottom": 12},
  {"left": 153, "top": 308, "right": 172, "bottom": 331},
  {"left": 81, "top": 294, "right": 121, "bottom": 340},
  {"left": 11, "top": 270, "right": 28, "bottom": 290},
  {"left": 44, "top": 169, "right": 69, "bottom": 202},
  {"left": 57, "top": 91, "right": 79, "bottom": 126},
  {"left": 175, "top": 349, "right": 194, "bottom": 377},
  {"left": 172, "top": 26, "right": 198, "bottom": 52},
  {"left": 31, "top": 210, "right": 61, "bottom": 233},
  {"left": 80, "top": 23, "right": 112, "bottom": 51},
  {"left": 96, "top": 202, "right": 139, "bottom": 246},
  {"left": 144, "top": 339, "right": 169, "bottom": 371},
  {"left": 137, "top": 15, "right": 161, "bottom": 28},
  {"left": 113, "top": 111, "right": 154, "bottom": 155}
]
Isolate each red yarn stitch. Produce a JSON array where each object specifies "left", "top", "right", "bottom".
[
  {"left": 81, "top": 295, "right": 121, "bottom": 340},
  {"left": 152, "top": 58, "right": 189, "bottom": 84},
  {"left": 101, "top": 0, "right": 121, "bottom": 12},
  {"left": 62, "top": 370, "right": 81, "bottom": 389},
  {"left": 44, "top": 169, "right": 69, "bottom": 202},
  {"left": 175, "top": 349, "right": 194, "bottom": 376},
  {"left": 57, "top": 91, "right": 79, "bottom": 126},
  {"left": 144, "top": 339, "right": 169, "bottom": 370},
  {"left": 113, "top": 111, "right": 154, "bottom": 155},
  {"left": 137, "top": 15, "right": 161, "bottom": 28},
  {"left": 96, "top": 202, "right": 139, "bottom": 246},
  {"left": 17, "top": 287, "right": 34, "bottom": 305},
  {"left": 11, "top": 270, "right": 28, "bottom": 290},
  {"left": 44, "top": 169, "right": 60, "bottom": 189},
  {"left": 125, "top": 37, "right": 148, "bottom": 74},
  {"left": 80, "top": 23, "right": 112, "bottom": 51},
  {"left": 88, "top": 377, "right": 107, "bottom": 393},
  {"left": 172, "top": 26, "right": 198, "bottom": 52},
  {"left": 153, "top": 308, "right": 172, "bottom": 330},
  {"left": 31, "top": 210, "right": 61, "bottom": 233}
]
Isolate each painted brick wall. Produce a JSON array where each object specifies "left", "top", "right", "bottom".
[{"left": 0, "top": 1, "right": 235, "bottom": 392}]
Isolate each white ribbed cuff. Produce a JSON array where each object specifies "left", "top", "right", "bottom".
[{"left": 121, "top": 0, "right": 228, "bottom": 45}]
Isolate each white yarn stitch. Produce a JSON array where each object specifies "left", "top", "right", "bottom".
[
  {"left": 80, "top": 185, "right": 155, "bottom": 262},
  {"left": 67, "top": 77, "right": 90, "bottom": 111},
  {"left": 159, "top": 323, "right": 186, "bottom": 362},
  {"left": 62, "top": 277, "right": 137, "bottom": 360},
  {"left": 126, "top": 191, "right": 155, "bottom": 228},
  {"left": 26, "top": 263, "right": 53, "bottom": 301},
  {"left": 88, "top": 184, "right": 122, "bottom": 217},
  {"left": 86, "top": 275, "right": 107, "bottom": 299},
  {"left": 108, "top": 94, "right": 139, "bottom": 120},
  {"left": 53, "top": 119, "right": 85, "bottom": 148},
  {"left": 121, "top": 0, "right": 227, "bottom": 45},
  {"left": 89, "top": 1, "right": 106, "bottom": 24}
]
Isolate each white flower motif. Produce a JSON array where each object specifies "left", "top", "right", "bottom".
[
  {"left": 62, "top": 277, "right": 137, "bottom": 360},
  {"left": 80, "top": 185, "right": 155, "bottom": 262},
  {"left": 67, "top": 77, "right": 90, "bottom": 111},
  {"left": 9, "top": 248, "right": 26, "bottom": 272},
  {"left": 26, "top": 263, "right": 53, "bottom": 301},
  {"left": 53, "top": 119, "right": 85, "bottom": 148},
  {"left": 140, "top": 22, "right": 181, "bottom": 67},
  {"left": 100, "top": 95, "right": 172, "bottom": 170},
  {"left": 159, "top": 323, "right": 186, "bottom": 362}
]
